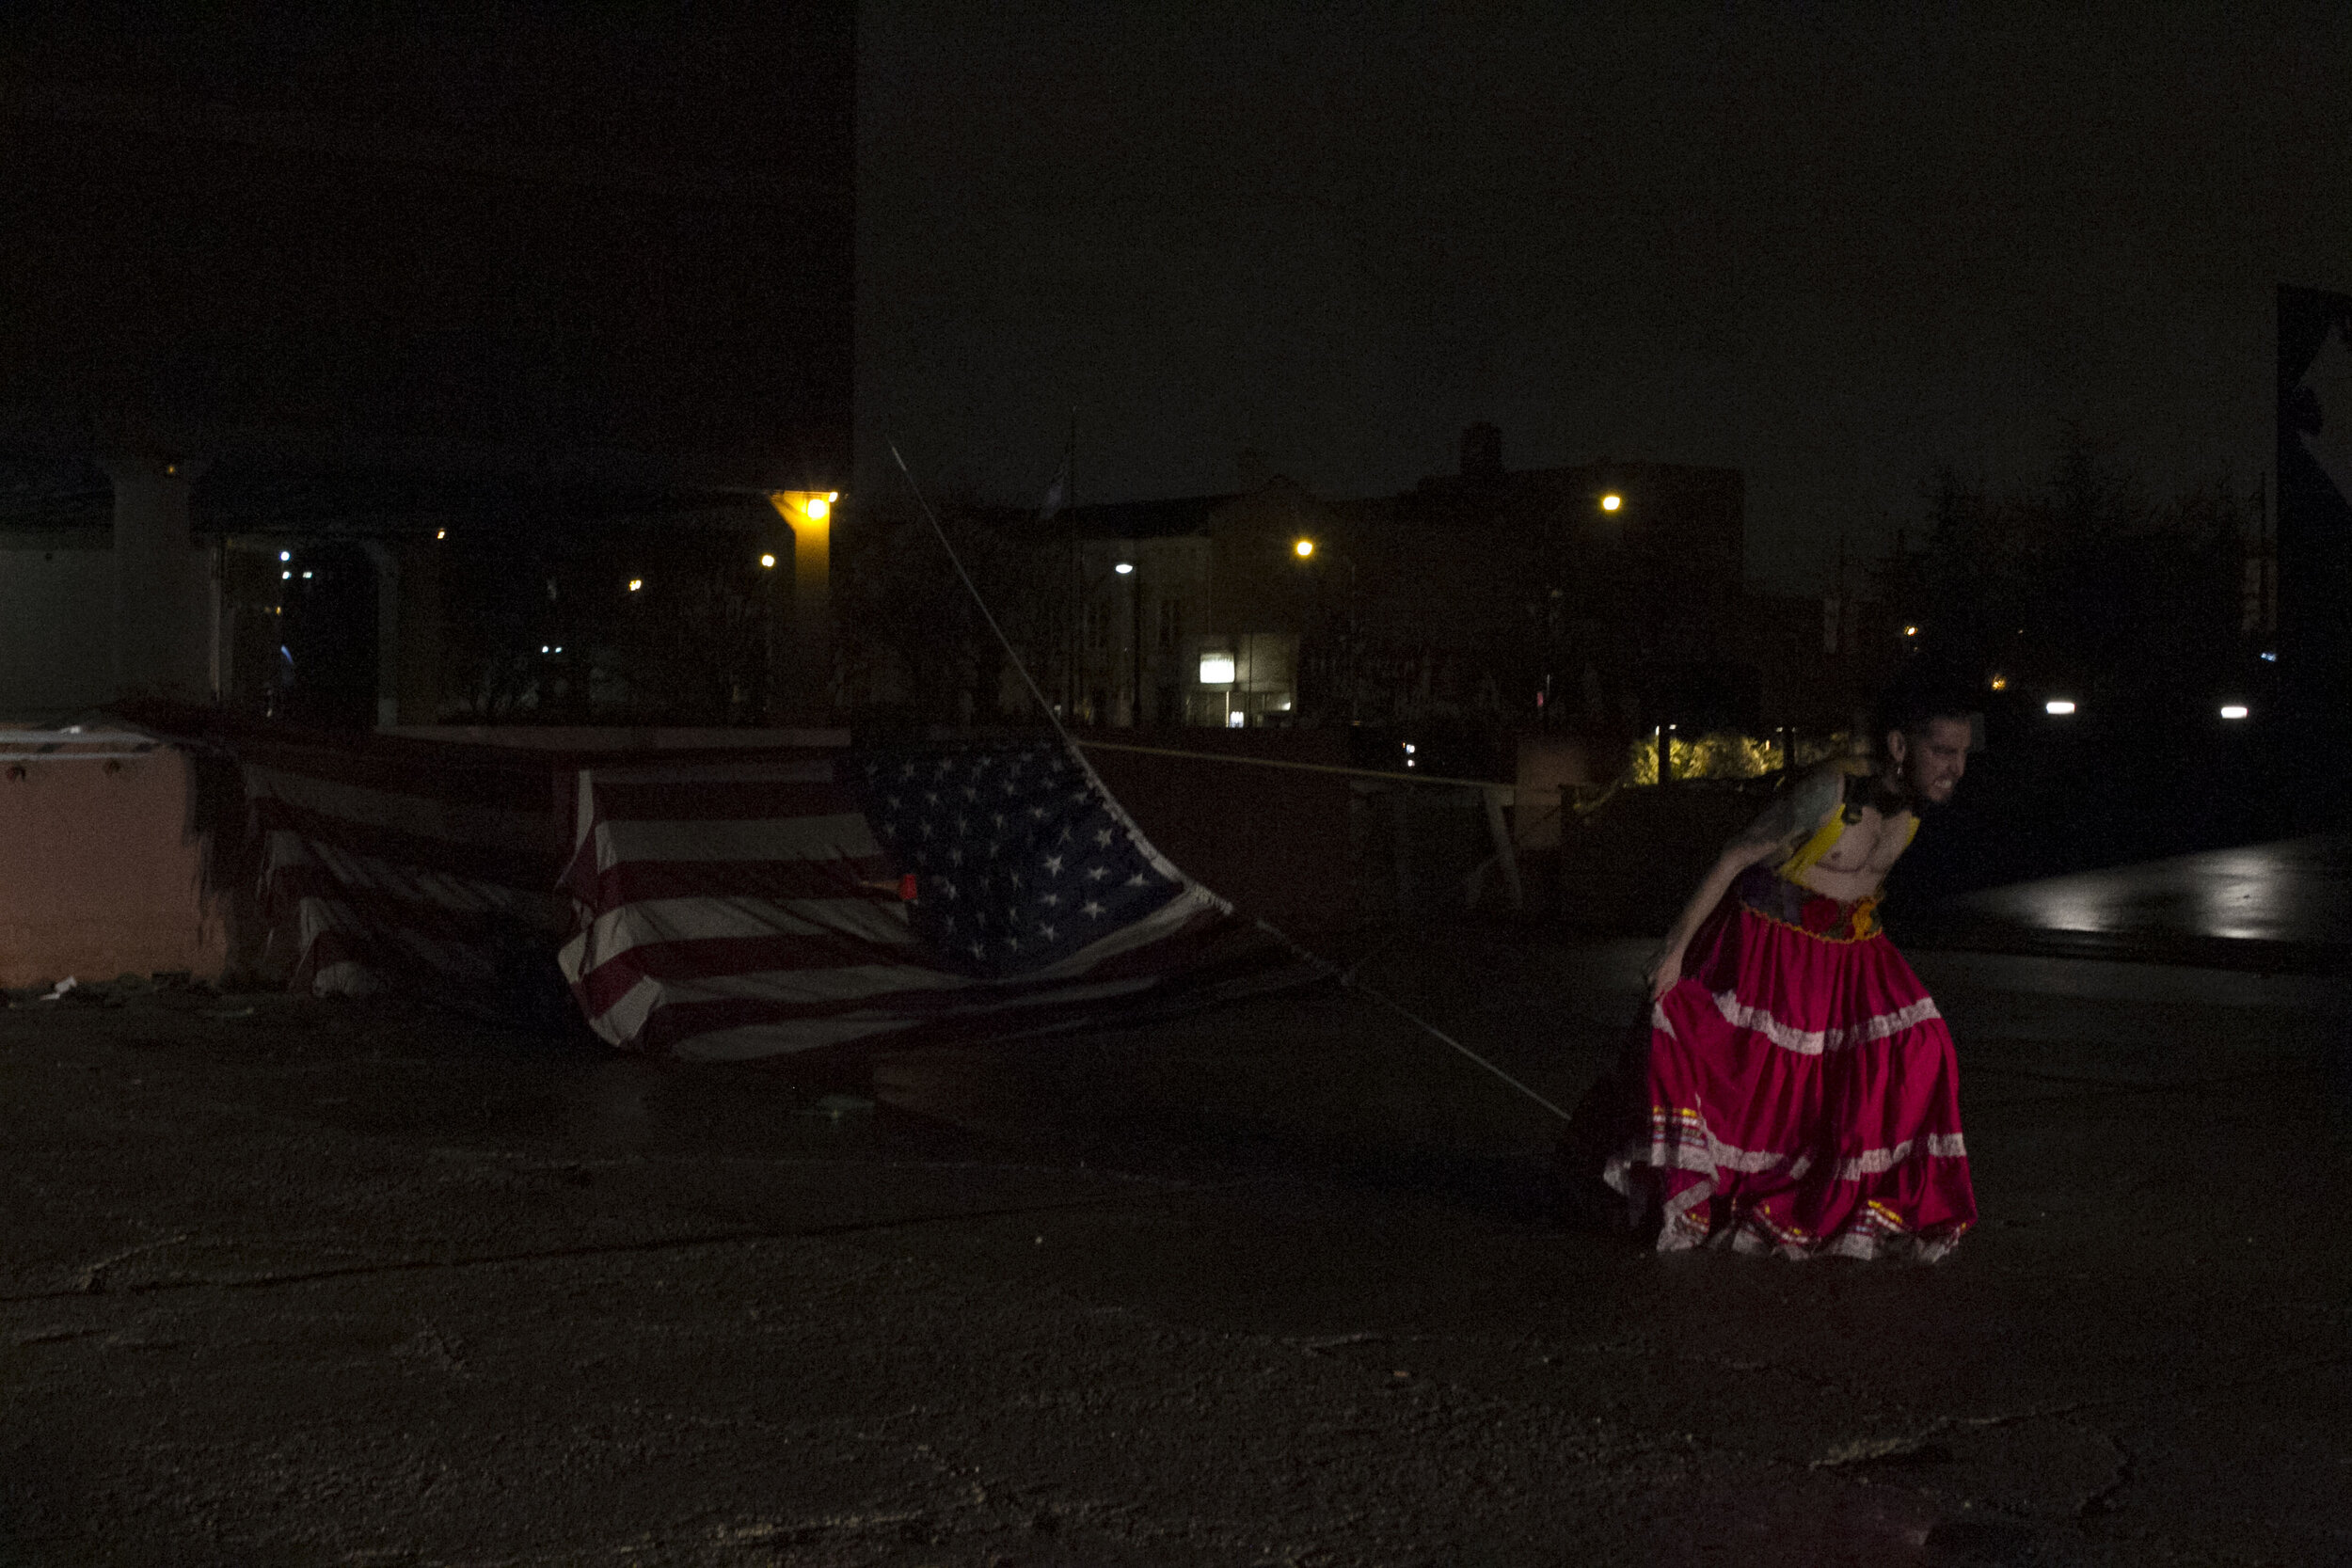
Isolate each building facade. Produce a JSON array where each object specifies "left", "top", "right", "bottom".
[
  {"left": 0, "top": 9, "right": 854, "bottom": 723},
  {"left": 1024, "top": 428, "right": 1896, "bottom": 775}
]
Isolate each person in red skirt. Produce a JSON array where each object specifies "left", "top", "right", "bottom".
[{"left": 1598, "top": 683, "right": 1979, "bottom": 1259}]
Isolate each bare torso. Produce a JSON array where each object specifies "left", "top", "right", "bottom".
[{"left": 1788, "top": 798, "right": 1916, "bottom": 903}]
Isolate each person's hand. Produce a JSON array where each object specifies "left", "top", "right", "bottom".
[{"left": 1643, "top": 945, "right": 1682, "bottom": 1001}]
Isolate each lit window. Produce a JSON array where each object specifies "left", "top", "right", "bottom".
[
  {"left": 2045, "top": 700, "right": 2077, "bottom": 716},
  {"left": 1200, "top": 653, "right": 1235, "bottom": 685},
  {"left": 1114, "top": 562, "right": 1134, "bottom": 576},
  {"left": 1227, "top": 710, "right": 1246, "bottom": 729},
  {"left": 1989, "top": 674, "right": 2008, "bottom": 691},
  {"left": 2219, "top": 705, "right": 2249, "bottom": 721},
  {"left": 628, "top": 578, "right": 644, "bottom": 593}
]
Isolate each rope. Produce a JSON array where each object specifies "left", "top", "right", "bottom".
[
  {"left": 887, "top": 445, "right": 1076, "bottom": 752},
  {"left": 887, "top": 443, "right": 1578, "bottom": 1132},
  {"left": 1345, "top": 980, "right": 1579, "bottom": 1125}
]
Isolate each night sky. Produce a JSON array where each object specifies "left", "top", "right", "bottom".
[{"left": 859, "top": 4, "right": 2352, "bottom": 590}]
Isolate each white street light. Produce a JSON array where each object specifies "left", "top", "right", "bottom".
[
  {"left": 2219, "top": 705, "right": 2249, "bottom": 721},
  {"left": 1114, "top": 562, "right": 1134, "bottom": 576},
  {"left": 2045, "top": 700, "right": 2077, "bottom": 715}
]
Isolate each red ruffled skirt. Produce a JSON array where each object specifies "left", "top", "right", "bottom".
[{"left": 1602, "top": 876, "right": 1977, "bottom": 1260}]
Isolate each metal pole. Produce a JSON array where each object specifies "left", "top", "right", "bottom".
[
  {"left": 1065, "top": 410, "right": 1079, "bottom": 719},
  {"left": 1344, "top": 554, "right": 1359, "bottom": 725}
]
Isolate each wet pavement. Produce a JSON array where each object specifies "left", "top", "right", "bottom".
[
  {"left": 0, "top": 927, "right": 2345, "bottom": 1565},
  {"left": 1903, "top": 835, "right": 2352, "bottom": 974}
]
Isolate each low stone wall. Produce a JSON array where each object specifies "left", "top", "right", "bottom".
[
  {"left": 0, "top": 734, "right": 231, "bottom": 989},
  {"left": 1073, "top": 729, "right": 1359, "bottom": 941}
]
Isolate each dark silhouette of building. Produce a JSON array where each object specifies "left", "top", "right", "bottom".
[{"left": 0, "top": 8, "right": 853, "bottom": 721}]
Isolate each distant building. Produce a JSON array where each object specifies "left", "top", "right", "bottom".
[
  {"left": 1009, "top": 428, "right": 1897, "bottom": 772},
  {"left": 0, "top": 10, "right": 853, "bottom": 724}
]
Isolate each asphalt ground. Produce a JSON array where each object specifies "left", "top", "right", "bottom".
[
  {"left": 1, "top": 928, "right": 2346, "bottom": 1567},
  {"left": 1899, "top": 836, "right": 2352, "bottom": 975}
]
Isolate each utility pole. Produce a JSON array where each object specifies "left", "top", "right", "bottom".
[{"left": 1129, "top": 551, "right": 1144, "bottom": 727}]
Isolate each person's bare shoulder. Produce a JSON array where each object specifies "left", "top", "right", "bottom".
[{"left": 1727, "top": 764, "right": 1845, "bottom": 856}]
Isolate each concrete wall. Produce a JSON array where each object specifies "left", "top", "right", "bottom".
[
  {"left": 0, "top": 741, "right": 230, "bottom": 989},
  {"left": 1076, "top": 729, "right": 1358, "bottom": 940},
  {"left": 0, "top": 536, "right": 115, "bottom": 720}
]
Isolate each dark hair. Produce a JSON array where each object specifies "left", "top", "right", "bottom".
[{"left": 1872, "top": 669, "right": 1978, "bottom": 750}]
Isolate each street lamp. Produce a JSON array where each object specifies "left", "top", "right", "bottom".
[
  {"left": 1600, "top": 493, "right": 1623, "bottom": 513},
  {"left": 1292, "top": 537, "right": 1359, "bottom": 723},
  {"left": 1118, "top": 562, "right": 1140, "bottom": 725}
]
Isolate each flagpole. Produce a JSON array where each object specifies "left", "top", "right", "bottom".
[
  {"left": 889, "top": 440, "right": 1575, "bottom": 1132},
  {"left": 1064, "top": 407, "right": 1079, "bottom": 720}
]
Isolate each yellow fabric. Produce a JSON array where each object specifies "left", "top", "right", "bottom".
[{"left": 1774, "top": 759, "right": 1917, "bottom": 888}]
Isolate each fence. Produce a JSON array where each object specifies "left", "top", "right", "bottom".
[{"left": 1077, "top": 733, "right": 1791, "bottom": 942}]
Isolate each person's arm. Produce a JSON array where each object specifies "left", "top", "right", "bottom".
[{"left": 1643, "top": 767, "right": 1842, "bottom": 999}]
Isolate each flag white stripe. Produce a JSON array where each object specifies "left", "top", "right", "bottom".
[
  {"left": 571, "top": 901, "right": 1211, "bottom": 1012},
  {"left": 571, "top": 894, "right": 916, "bottom": 967}
]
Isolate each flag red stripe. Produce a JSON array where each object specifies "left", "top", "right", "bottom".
[{"left": 574, "top": 855, "right": 899, "bottom": 909}]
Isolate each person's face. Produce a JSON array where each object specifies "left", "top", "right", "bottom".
[{"left": 1887, "top": 717, "right": 1969, "bottom": 806}]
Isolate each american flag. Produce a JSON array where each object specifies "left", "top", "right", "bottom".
[
  {"left": 240, "top": 727, "right": 576, "bottom": 1023},
  {"left": 558, "top": 738, "right": 1315, "bottom": 1060},
  {"left": 856, "top": 740, "right": 1181, "bottom": 976}
]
